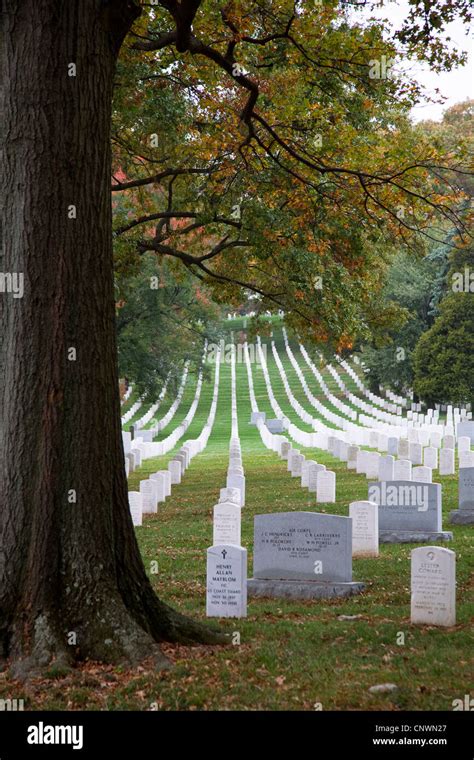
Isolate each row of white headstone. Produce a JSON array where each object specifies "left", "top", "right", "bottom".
[
  {"left": 244, "top": 342, "right": 292, "bottom": 455},
  {"left": 282, "top": 442, "right": 336, "bottom": 501},
  {"left": 127, "top": 350, "right": 223, "bottom": 524},
  {"left": 273, "top": 340, "right": 343, "bottom": 428},
  {"left": 121, "top": 398, "right": 142, "bottom": 427},
  {"left": 253, "top": 338, "right": 473, "bottom": 476},
  {"left": 121, "top": 384, "right": 133, "bottom": 404},
  {"left": 131, "top": 373, "right": 170, "bottom": 431},
  {"left": 300, "top": 347, "right": 359, "bottom": 421},
  {"left": 213, "top": 346, "right": 244, "bottom": 545},
  {"left": 286, "top": 329, "right": 403, "bottom": 422},
  {"left": 124, "top": 360, "right": 206, "bottom": 462},
  {"left": 287, "top": 333, "right": 470, "bottom": 444},
  {"left": 126, "top": 351, "right": 195, "bottom": 438},
  {"left": 208, "top": 346, "right": 248, "bottom": 618}
]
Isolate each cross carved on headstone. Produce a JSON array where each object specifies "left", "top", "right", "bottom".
[{"left": 221, "top": 549, "right": 227, "bottom": 559}]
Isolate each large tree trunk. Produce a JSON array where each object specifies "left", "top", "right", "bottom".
[{"left": 0, "top": 0, "right": 224, "bottom": 679}]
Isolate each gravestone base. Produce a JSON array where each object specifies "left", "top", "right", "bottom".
[
  {"left": 449, "top": 509, "right": 474, "bottom": 525},
  {"left": 379, "top": 530, "right": 453, "bottom": 544},
  {"left": 247, "top": 578, "right": 365, "bottom": 600}
]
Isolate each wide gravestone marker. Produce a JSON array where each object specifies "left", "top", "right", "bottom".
[
  {"left": 247, "top": 512, "right": 364, "bottom": 600},
  {"left": 450, "top": 466, "right": 474, "bottom": 524},
  {"left": 411, "top": 547, "right": 455, "bottom": 627},
  {"left": 368, "top": 481, "right": 452, "bottom": 543},
  {"left": 206, "top": 545, "right": 247, "bottom": 618}
]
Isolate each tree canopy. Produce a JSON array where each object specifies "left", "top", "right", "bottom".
[{"left": 111, "top": 0, "right": 471, "bottom": 356}]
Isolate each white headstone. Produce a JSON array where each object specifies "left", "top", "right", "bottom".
[
  {"left": 356, "top": 450, "right": 370, "bottom": 475},
  {"left": 219, "top": 487, "right": 241, "bottom": 505},
  {"left": 339, "top": 441, "right": 349, "bottom": 462},
  {"left": 206, "top": 545, "right": 247, "bottom": 618},
  {"left": 423, "top": 446, "right": 438, "bottom": 470},
  {"left": 394, "top": 459, "right": 412, "bottom": 481},
  {"left": 213, "top": 503, "right": 241, "bottom": 546},
  {"left": 131, "top": 447, "right": 142, "bottom": 467},
  {"left": 168, "top": 459, "right": 182, "bottom": 485},
  {"left": 140, "top": 479, "right": 158, "bottom": 513},
  {"left": 128, "top": 492, "right": 143, "bottom": 526},
  {"left": 227, "top": 473, "right": 245, "bottom": 506},
  {"left": 347, "top": 445, "right": 359, "bottom": 470},
  {"left": 122, "top": 431, "right": 132, "bottom": 455},
  {"left": 387, "top": 437, "right": 398, "bottom": 456},
  {"left": 163, "top": 470, "right": 172, "bottom": 497},
  {"left": 412, "top": 466, "right": 432, "bottom": 483},
  {"left": 317, "top": 470, "right": 336, "bottom": 503},
  {"left": 398, "top": 439, "right": 410, "bottom": 459},
  {"left": 150, "top": 472, "right": 167, "bottom": 502},
  {"left": 378, "top": 455, "right": 395, "bottom": 482},
  {"left": 366, "top": 452, "right": 381, "bottom": 480},
  {"left": 301, "top": 459, "right": 316, "bottom": 488},
  {"left": 308, "top": 463, "right": 326, "bottom": 493},
  {"left": 409, "top": 442, "right": 423, "bottom": 465},
  {"left": 459, "top": 451, "right": 474, "bottom": 469},
  {"left": 349, "top": 501, "right": 379, "bottom": 558},
  {"left": 439, "top": 448, "right": 455, "bottom": 476},
  {"left": 290, "top": 453, "right": 305, "bottom": 477},
  {"left": 410, "top": 547, "right": 455, "bottom": 627}
]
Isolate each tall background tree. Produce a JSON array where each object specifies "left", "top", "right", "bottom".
[
  {"left": 357, "top": 101, "right": 473, "bottom": 398},
  {"left": 413, "top": 239, "right": 474, "bottom": 407},
  {"left": 0, "top": 0, "right": 471, "bottom": 675},
  {"left": 116, "top": 255, "right": 222, "bottom": 399}
]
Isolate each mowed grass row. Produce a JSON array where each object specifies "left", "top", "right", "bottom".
[{"left": 2, "top": 332, "right": 472, "bottom": 711}]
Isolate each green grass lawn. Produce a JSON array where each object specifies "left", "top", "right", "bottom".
[{"left": 1, "top": 326, "right": 472, "bottom": 711}]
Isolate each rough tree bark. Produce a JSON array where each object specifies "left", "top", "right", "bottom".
[{"left": 0, "top": 0, "right": 225, "bottom": 679}]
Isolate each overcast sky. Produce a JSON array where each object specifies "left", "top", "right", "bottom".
[{"left": 354, "top": 0, "right": 473, "bottom": 122}]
